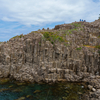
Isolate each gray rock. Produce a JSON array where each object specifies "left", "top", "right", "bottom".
[
  {"left": 88, "top": 85, "right": 93, "bottom": 90},
  {"left": 92, "top": 88, "right": 96, "bottom": 92},
  {"left": 96, "top": 89, "right": 100, "bottom": 94}
]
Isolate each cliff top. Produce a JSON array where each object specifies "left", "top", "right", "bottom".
[{"left": 0, "top": 19, "right": 100, "bottom": 53}]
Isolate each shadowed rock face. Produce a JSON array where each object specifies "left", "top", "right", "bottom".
[{"left": 0, "top": 20, "right": 100, "bottom": 88}]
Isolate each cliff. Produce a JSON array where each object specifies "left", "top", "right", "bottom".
[
  {"left": 1, "top": 19, "right": 100, "bottom": 99},
  {"left": 0, "top": 20, "right": 100, "bottom": 86}
]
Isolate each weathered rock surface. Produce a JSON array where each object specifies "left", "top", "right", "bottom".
[{"left": 0, "top": 19, "right": 100, "bottom": 99}]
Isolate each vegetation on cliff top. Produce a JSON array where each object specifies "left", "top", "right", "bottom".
[
  {"left": 11, "top": 34, "right": 24, "bottom": 39},
  {"left": 39, "top": 23, "right": 83, "bottom": 46},
  {"left": 9, "top": 20, "right": 100, "bottom": 51},
  {"left": 71, "top": 23, "right": 82, "bottom": 28},
  {"left": 41, "top": 31, "right": 65, "bottom": 44}
]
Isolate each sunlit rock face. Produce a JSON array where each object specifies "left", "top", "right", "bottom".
[{"left": 0, "top": 20, "right": 100, "bottom": 89}]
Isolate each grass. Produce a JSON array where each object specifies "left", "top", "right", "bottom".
[
  {"left": 76, "top": 47, "right": 82, "bottom": 50},
  {"left": 62, "top": 28, "right": 79, "bottom": 36},
  {"left": 64, "top": 43, "right": 70, "bottom": 47},
  {"left": 42, "top": 36, "right": 45, "bottom": 40},
  {"left": 95, "top": 45, "right": 100, "bottom": 49},
  {"left": 68, "top": 28, "right": 78, "bottom": 34},
  {"left": 12, "top": 35, "right": 24, "bottom": 39},
  {"left": 71, "top": 23, "right": 81, "bottom": 28},
  {"left": 39, "top": 42, "right": 41, "bottom": 46},
  {"left": 80, "top": 28, "right": 83, "bottom": 31},
  {"left": 33, "top": 31, "right": 39, "bottom": 33},
  {"left": 83, "top": 45, "right": 96, "bottom": 48},
  {"left": 41, "top": 31, "right": 65, "bottom": 44},
  {"left": 98, "top": 51, "right": 100, "bottom": 54},
  {"left": 98, "top": 36, "right": 100, "bottom": 38},
  {"left": 84, "top": 45, "right": 100, "bottom": 49}
]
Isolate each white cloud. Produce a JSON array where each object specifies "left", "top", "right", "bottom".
[
  {"left": 0, "top": 0, "right": 100, "bottom": 41},
  {"left": 0, "top": 0, "right": 100, "bottom": 26}
]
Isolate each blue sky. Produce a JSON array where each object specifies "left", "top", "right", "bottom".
[{"left": 0, "top": 0, "right": 100, "bottom": 42}]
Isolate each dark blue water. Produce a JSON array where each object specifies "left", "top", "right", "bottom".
[{"left": 0, "top": 78, "right": 87, "bottom": 100}]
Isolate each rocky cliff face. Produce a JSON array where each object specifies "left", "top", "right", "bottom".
[{"left": 0, "top": 20, "right": 100, "bottom": 88}]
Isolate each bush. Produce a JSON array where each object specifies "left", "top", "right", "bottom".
[
  {"left": 57, "top": 37, "right": 64, "bottom": 42},
  {"left": 51, "top": 41, "right": 54, "bottom": 44},
  {"left": 76, "top": 47, "right": 82, "bottom": 50},
  {"left": 42, "top": 32, "right": 64, "bottom": 43},
  {"left": 98, "top": 51, "right": 100, "bottom": 54},
  {"left": 43, "top": 32, "right": 50, "bottom": 38},
  {"left": 95, "top": 45, "right": 100, "bottom": 49},
  {"left": 66, "top": 28, "right": 78, "bottom": 35},
  {"left": 98, "top": 36, "right": 100, "bottom": 38},
  {"left": 39, "top": 42, "right": 41, "bottom": 46},
  {"left": 12, "top": 35, "right": 24, "bottom": 39},
  {"left": 71, "top": 23, "right": 81, "bottom": 28}
]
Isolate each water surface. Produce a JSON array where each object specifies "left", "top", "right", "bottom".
[{"left": 0, "top": 79, "right": 87, "bottom": 100}]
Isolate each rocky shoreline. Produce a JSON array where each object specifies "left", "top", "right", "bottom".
[{"left": 0, "top": 20, "right": 100, "bottom": 99}]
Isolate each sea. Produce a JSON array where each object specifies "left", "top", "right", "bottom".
[{"left": 0, "top": 79, "right": 87, "bottom": 100}]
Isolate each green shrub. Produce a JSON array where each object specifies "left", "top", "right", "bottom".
[
  {"left": 76, "top": 47, "right": 82, "bottom": 50},
  {"left": 51, "top": 41, "right": 54, "bottom": 44},
  {"left": 80, "top": 28, "right": 83, "bottom": 31},
  {"left": 57, "top": 37, "right": 64, "bottom": 42},
  {"left": 42, "top": 36, "right": 45, "bottom": 41},
  {"left": 71, "top": 23, "right": 81, "bottom": 28},
  {"left": 95, "top": 45, "right": 100, "bottom": 49},
  {"left": 66, "top": 28, "right": 78, "bottom": 35},
  {"left": 42, "top": 31, "right": 64, "bottom": 43},
  {"left": 39, "top": 42, "right": 41, "bottom": 46},
  {"left": 12, "top": 35, "right": 23, "bottom": 39},
  {"left": 12, "top": 36, "right": 18, "bottom": 39},
  {"left": 98, "top": 51, "right": 100, "bottom": 54},
  {"left": 98, "top": 36, "right": 100, "bottom": 38},
  {"left": 43, "top": 32, "right": 50, "bottom": 38},
  {"left": 19, "top": 35, "right": 22, "bottom": 38},
  {"left": 64, "top": 43, "right": 68, "bottom": 47},
  {"left": 68, "top": 30, "right": 72, "bottom": 34}
]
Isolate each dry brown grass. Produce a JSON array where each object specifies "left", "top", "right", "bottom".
[{"left": 84, "top": 45, "right": 95, "bottom": 48}]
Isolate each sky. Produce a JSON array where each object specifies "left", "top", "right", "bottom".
[{"left": 0, "top": 0, "right": 100, "bottom": 42}]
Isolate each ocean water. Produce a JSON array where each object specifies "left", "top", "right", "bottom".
[{"left": 0, "top": 79, "right": 87, "bottom": 100}]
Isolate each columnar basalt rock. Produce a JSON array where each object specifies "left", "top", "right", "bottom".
[
  {"left": 0, "top": 41, "right": 99, "bottom": 83},
  {"left": 0, "top": 20, "right": 100, "bottom": 99}
]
